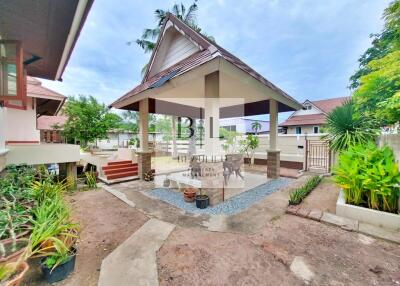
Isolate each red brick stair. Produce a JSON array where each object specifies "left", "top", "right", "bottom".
[{"left": 102, "top": 161, "right": 138, "bottom": 181}]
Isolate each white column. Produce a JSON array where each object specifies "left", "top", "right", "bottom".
[
  {"left": 139, "top": 98, "right": 149, "bottom": 152},
  {"left": 269, "top": 99, "right": 278, "bottom": 151},
  {"left": 204, "top": 72, "right": 220, "bottom": 156},
  {"left": 172, "top": 116, "right": 178, "bottom": 158}
]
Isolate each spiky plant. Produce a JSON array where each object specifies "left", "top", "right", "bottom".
[{"left": 322, "top": 99, "right": 378, "bottom": 151}]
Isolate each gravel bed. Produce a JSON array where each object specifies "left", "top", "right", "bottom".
[{"left": 147, "top": 177, "right": 292, "bottom": 215}]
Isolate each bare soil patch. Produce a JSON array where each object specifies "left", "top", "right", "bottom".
[
  {"left": 158, "top": 215, "right": 400, "bottom": 286},
  {"left": 23, "top": 189, "right": 148, "bottom": 286},
  {"left": 301, "top": 176, "right": 340, "bottom": 213}
]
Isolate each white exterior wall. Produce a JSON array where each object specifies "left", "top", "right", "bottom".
[
  {"left": 5, "top": 97, "right": 40, "bottom": 142},
  {"left": 0, "top": 107, "right": 7, "bottom": 150},
  {"left": 286, "top": 125, "right": 322, "bottom": 135}
]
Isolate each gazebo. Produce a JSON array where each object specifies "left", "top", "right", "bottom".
[{"left": 110, "top": 13, "right": 302, "bottom": 180}]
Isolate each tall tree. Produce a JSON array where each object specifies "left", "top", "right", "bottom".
[
  {"left": 251, "top": 121, "right": 261, "bottom": 135},
  {"left": 60, "top": 95, "right": 122, "bottom": 147},
  {"left": 352, "top": 1, "right": 400, "bottom": 125},
  {"left": 133, "top": 1, "right": 201, "bottom": 54},
  {"left": 349, "top": 0, "right": 400, "bottom": 89},
  {"left": 129, "top": 1, "right": 214, "bottom": 76}
]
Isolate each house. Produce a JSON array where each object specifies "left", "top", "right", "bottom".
[
  {"left": 220, "top": 118, "right": 270, "bottom": 134},
  {"left": 110, "top": 12, "right": 303, "bottom": 180},
  {"left": 280, "top": 96, "right": 350, "bottom": 134},
  {"left": 0, "top": 0, "right": 94, "bottom": 176},
  {"left": 37, "top": 114, "right": 68, "bottom": 144}
]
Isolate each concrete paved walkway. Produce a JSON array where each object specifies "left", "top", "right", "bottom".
[{"left": 98, "top": 219, "right": 175, "bottom": 286}]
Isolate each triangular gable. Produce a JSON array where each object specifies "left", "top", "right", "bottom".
[{"left": 143, "top": 13, "right": 215, "bottom": 81}]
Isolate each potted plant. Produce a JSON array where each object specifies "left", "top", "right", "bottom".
[
  {"left": 40, "top": 246, "right": 77, "bottom": 283},
  {"left": 195, "top": 189, "right": 209, "bottom": 209},
  {"left": 0, "top": 261, "right": 29, "bottom": 286},
  {"left": 144, "top": 170, "right": 154, "bottom": 182},
  {"left": 183, "top": 188, "right": 197, "bottom": 203}
]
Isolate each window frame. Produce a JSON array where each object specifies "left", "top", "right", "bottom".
[
  {"left": 0, "top": 40, "right": 26, "bottom": 102},
  {"left": 295, "top": 126, "right": 302, "bottom": 134},
  {"left": 313, "top": 126, "right": 319, "bottom": 134}
]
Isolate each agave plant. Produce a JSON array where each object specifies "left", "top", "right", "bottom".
[{"left": 322, "top": 99, "right": 378, "bottom": 151}]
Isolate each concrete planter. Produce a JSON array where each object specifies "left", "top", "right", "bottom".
[{"left": 336, "top": 190, "right": 400, "bottom": 230}]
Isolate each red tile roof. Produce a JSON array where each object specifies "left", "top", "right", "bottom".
[
  {"left": 110, "top": 13, "right": 301, "bottom": 109},
  {"left": 37, "top": 115, "right": 67, "bottom": 130},
  {"left": 27, "top": 76, "right": 66, "bottom": 100},
  {"left": 280, "top": 114, "right": 327, "bottom": 127},
  {"left": 280, "top": 96, "right": 350, "bottom": 127},
  {"left": 311, "top": 96, "right": 351, "bottom": 114}
]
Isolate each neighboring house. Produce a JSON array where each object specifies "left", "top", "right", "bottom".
[
  {"left": 280, "top": 96, "right": 350, "bottom": 134},
  {"left": 220, "top": 118, "right": 271, "bottom": 134},
  {"left": 37, "top": 114, "right": 68, "bottom": 143},
  {"left": 0, "top": 0, "right": 93, "bottom": 174}
]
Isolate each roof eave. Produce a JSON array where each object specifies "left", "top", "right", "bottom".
[{"left": 54, "top": 0, "right": 94, "bottom": 81}]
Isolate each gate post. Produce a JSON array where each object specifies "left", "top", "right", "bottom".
[{"left": 304, "top": 134, "right": 308, "bottom": 171}]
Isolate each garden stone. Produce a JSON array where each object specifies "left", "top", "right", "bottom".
[
  {"left": 290, "top": 256, "right": 314, "bottom": 284},
  {"left": 321, "top": 212, "right": 358, "bottom": 231},
  {"left": 307, "top": 209, "right": 323, "bottom": 221}
]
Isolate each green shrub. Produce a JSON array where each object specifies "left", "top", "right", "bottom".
[
  {"left": 85, "top": 171, "right": 97, "bottom": 189},
  {"left": 334, "top": 143, "right": 400, "bottom": 213},
  {"left": 289, "top": 175, "right": 322, "bottom": 205}
]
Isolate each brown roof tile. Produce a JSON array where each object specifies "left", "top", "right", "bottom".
[
  {"left": 27, "top": 76, "right": 66, "bottom": 100},
  {"left": 110, "top": 13, "right": 301, "bottom": 109},
  {"left": 311, "top": 96, "right": 350, "bottom": 114},
  {"left": 37, "top": 115, "right": 67, "bottom": 130},
  {"left": 280, "top": 114, "right": 327, "bottom": 127}
]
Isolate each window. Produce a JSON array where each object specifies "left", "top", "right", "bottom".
[
  {"left": 313, "top": 126, "right": 319, "bottom": 134},
  {"left": 296, "top": 126, "right": 302, "bottom": 134},
  {"left": 223, "top": 125, "right": 236, "bottom": 132},
  {"left": 304, "top": 104, "right": 312, "bottom": 110},
  {"left": 0, "top": 40, "right": 25, "bottom": 101}
]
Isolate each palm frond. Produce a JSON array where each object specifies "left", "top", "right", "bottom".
[
  {"left": 135, "top": 39, "right": 156, "bottom": 53},
  {"left": 184, "top": 2, "right": 198, "bottom": 24},
  {"left": 142, "top": 28, "right": 160, "bottom": 40},
  {"left": 322, "top": 99, "right": 378, "bottom": 151},
  {"left": 155, "top": 9, "right": 167, "bottom": 26}
]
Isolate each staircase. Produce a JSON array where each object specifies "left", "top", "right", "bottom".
[{"left": 101, "top": 160, "right": 138, "bottom": 182}]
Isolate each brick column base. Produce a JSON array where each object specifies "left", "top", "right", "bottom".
[
  {"left": 267, "top": 150, "right": 280, "bottom": 179},
  {"left": 136, "top": 151, "right": 152, "bottom": 180}
]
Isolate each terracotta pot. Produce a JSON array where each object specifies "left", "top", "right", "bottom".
[
  {"left": 0, "top": 239, "right": 29, "bottom": 263},
  {"left": 183, "top": 188, "right": 197, "bottom": 203},
  {"left": 3, "top": 261, "right": 29, "bottom": 286}
]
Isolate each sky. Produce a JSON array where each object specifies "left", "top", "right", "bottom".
[{"left": 42, "top": 0, "right": 391, "bottom": 122}]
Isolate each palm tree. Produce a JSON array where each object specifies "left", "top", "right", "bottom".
[
  {"left": 251, "top": 121, "right": 262, "bottom": 135},
  {"left": 322, "top": 99, "right": 378, "bottom": 151},
  {"left": 131, "top": 1, "right": 200, "bottom": 54},
  {"left": 129, "top": 1, "right": 215, "bottom": 76}
]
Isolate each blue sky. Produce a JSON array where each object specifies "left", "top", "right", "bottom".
[{"left": 42, "top": 0, "right": 390, "bottom": 121}]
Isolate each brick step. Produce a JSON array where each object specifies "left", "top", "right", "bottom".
[
  {"left": 107, "top": 160, "right": 132, "bottom": 166},
  {"left": 104, "top": 166, "right": 138, "bottom": 175},
  {"left": 102, "top": 163, "right": 137, "bottom": 171},
  {"left": 106, "top": 171, "right": 138, "bottom": 180}
]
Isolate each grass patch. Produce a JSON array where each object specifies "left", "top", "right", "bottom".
[{"left": 289, "top": 175, "right": 322, "bottom": 205}]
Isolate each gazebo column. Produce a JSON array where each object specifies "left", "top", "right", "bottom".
[
  {"left": 267, "top": 99, "right": 280, "bottom": 178},
  {"left": 204, "top": 71, "right": 221, "bottom": 157},
  {"left": 137, "top": 98, "right": 151, "bottom": 180}
]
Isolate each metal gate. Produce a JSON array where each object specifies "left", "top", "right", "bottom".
[{"left": 305, "top": 139, "right": 331, "bottom": 172}]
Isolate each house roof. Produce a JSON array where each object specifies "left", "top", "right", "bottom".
[
  {"left": 110, "top": 13, "right": 301, "bottom": 110},
  {"left": 37, "top": 115, "right": 67, "bottom": 130},
  {"left": 0, "top": 0, "right": 94, "bottom": 80},
  {"left": 280, "top": 96, "right": 350, "bottom": 127},
  {"left": 27, "top": 77, "right": 66, "bottom": 101},
  {"left": 280, "top": 114, "right": 327, "bottom": 127},
  {"left": 27, "top": 76, "right": 66, "bottom": 116},
  {"left": 311, "top": 96, "right": 351, "bottom": 114}
]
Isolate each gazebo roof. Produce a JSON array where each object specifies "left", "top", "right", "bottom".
[{"left": 110, "top": 13, "right": 302, "bottom": 116}]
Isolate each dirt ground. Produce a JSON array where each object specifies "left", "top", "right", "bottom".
[
  {"left": 23, "top": 189, "right": 148, "bottom": 286},
  {"left": 157, "top": 215, "right": 400, "bottom": 286},
  {"left": 301, "top": 176, "right": 341, "bottom": 213}
]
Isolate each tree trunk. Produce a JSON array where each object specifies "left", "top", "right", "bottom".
[
  {"left": 187, "top": 120, "right": 197, "bottom": 157},
  {"left": 172, "top": 116, "right": 178, "bottom": 158}
]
